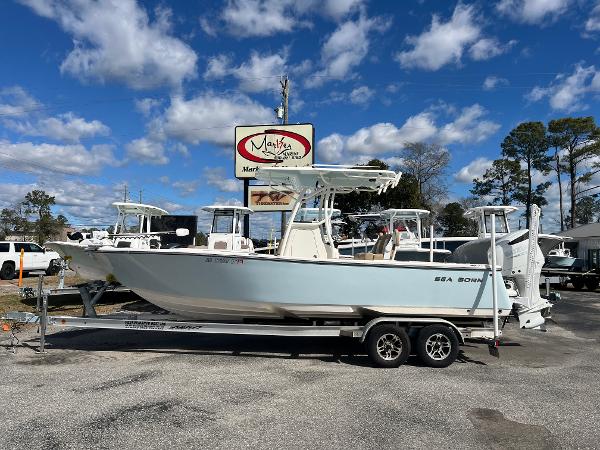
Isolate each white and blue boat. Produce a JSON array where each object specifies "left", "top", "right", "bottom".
[{"left": 93, "top": 166, "right": 550, "bottom": 329}]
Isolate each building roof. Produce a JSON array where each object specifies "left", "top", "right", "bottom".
[{"left": 557, "top": 222, "right": 600, "bottom": 238}]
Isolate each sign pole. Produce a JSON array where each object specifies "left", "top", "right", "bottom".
[
  {"left": 243, "top": 179, "right": 250, "bottom": 238},
  {"left": 280, "top": 75, "right": 289, "bottom": 239}
]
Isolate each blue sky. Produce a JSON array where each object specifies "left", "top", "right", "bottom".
[{"left": 1, "top": 0, "right": 599, "bottom": 235}]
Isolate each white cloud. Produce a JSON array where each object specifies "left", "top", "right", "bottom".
[
  {"left": 0, "top": 178, "right": 120, "bottom": 225},
  {"left": 220, "top": 0, "right": 304, "bottom": 37},
  {"left": 345, "top": 114, "right": 437, "bottom": 155},
  {"left": 0, "top": 182, "right": 36, "bottom": 209},
  {"left": 199, "top": 16, "right": 217, "bottom": 37},
  {"left": 585, "top": 2, "right": 600, "bottom": 33},
  {"left": 172, "top": 179, "right": 200, "bottom": 197},
  {"left": 526, "top": 63, "right": 600, "bottom": 112},
  {"left": 317, "top": 104, "right": 499, "bottom": 162},
  {"left": 0, "top": 86, "right": 39, "bottom": 117},
  {"left": 235, "top": 52, "right": 287, "bottom": 93},
  {"left": 203, "top": 167, "right": 242, "bottom": 192},
  {"left": 496, "top": 0, "right": 570, "bottom": 24},
  {"left": 217, "top": 0, "right": 364, "bottom": 37},
  {"left": 483, "top": 76, "right": 509, "bottom": 90},
  {"left": 125, "top": 137, "right": 168, "bottom": 165},
  {"left": 395, "top": 4, "right": 481, "bottom": 71},
  {"left": 0, "top": 140, "right": 118, "bottom": 175},
  {"left": 469, "top": 38, "right": 517, "bottom": 61},
  {"left": 317, "top": 133, "right": 345, "bottom": 163},
  {"left": 162, "top": 93, "right": 273, "bottom": 147},
  {"left": 6, "top": 112, "right": 109, "bottom": 143},
  {"left": 307, "top": 14, "right": 391, "bottom": 87},
  {"left": 349, "top": 86, "right": 375, "bottom": 104},
  {"left": 437, "top": 104, "right": 501, "bottom": 145},
  {"left": 204, "top": 54, "right": 234, "bottom": 80},
  {"left": 204, "top": 50, "right": 289, "bottom": 93},
  {"left": 20, "top": 0, "right": 197, "bottom": 89},
  {"left": 170, "top": 142, "right": 190, "bottom": 157},
  {"left": 453, "top": 157, "right": 493, "bottom": 183},
  {"left": 134, "top": 98, "right": 162, "bottom": 117},
  {"left": 321, "top": 0, "right": 363, "bottom": 21}
]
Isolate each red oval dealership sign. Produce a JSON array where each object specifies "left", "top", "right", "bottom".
[{"left": 237, "top": 129, "right": 312, "bottom": 164}]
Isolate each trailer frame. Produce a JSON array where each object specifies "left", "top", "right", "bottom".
[
  {"left": 541, "top": 267, "right": 600, "bottom": 291},
  {"left": 1, "top": 285, "right": 501, "bottom": 367}
]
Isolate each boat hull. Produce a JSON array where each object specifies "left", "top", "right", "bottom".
[
  {"left": 96, "top": 249, "right": 512, "bottom": 321},
  {"left": 46, "top": 242, "right": 111, "bottom": 281},
  {"left": 544, "top": 255, "right": 579, "bottom": 269}
]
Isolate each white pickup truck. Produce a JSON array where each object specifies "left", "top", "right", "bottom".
[{"left": 0, "top": 241, "right": 61, "bottom": 280}]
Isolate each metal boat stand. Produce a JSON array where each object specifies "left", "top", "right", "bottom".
[{"left": 76, "top": 281, "right": 114, "bottom": 318}]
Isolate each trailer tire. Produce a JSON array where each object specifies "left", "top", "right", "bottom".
[
  {"left": 416, "top": 325, "right": 459, "bottom": 368},
  {"left": 366, "top": 324, "right": 410, "bottom": 368},
  {"left": 572, "top": 278, "right": 585, "bottom": 290},
  {"left": 585, "top": 278, "right": 599, "bottom": 291},
  {"left": 0, "top": 262, "right": 15, "bottom": 280}
]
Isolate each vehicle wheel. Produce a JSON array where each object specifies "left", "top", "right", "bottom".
[
  {"left": 46, "top": 259, "right": 59, "bottom": 276},
  {"left": 365, "top": 324, "right": 410, "bottom": 368},
  {"left": 585, "top": 278, "right": 599, "bottom": 291},
  {"left": 572, "top": 278, "right": 585, "bottom": 290},
  {"left": 0, "top": 262, "right": 15, "bottom": 280},
  {"left": 416, "top": 325, "right": 459, "bottom": 368}
]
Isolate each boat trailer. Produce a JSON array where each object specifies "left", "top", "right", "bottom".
[{"left": 2, "top": 281, "right": 501, "bottom": 368}]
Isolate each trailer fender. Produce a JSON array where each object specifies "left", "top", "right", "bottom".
[{"left": 360, "top": 317, "right": 465, "bottom": 345}]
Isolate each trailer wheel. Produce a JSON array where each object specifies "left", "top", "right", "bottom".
[
  {"left": 366, "top": 324, "right": 410, "bottom": 368},
  {"left": 572, "top": 278, "right": 585, "bottom": 290},
  {"left": 416, "top": 325, "right": 459, "bottom": 368},
  {"left": 0, "top": 262, "right": 15, "bottom": 280},
  {"left": 585, "top": 278, "right": 599, "bottom": 291}
]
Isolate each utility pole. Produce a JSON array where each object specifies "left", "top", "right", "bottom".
[
  {"left": 280, "top": 75, "right": 289, "bottom": 125},
  {"left": 139, "top": 189, "right": 143, "bottom": 204},
  {"left": 279, "top": 75, "right": 289, "bottom": 238},
  {"left": 123, "top": 184, "right": 128, "bottom": 203}
]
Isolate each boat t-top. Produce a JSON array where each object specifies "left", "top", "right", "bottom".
[
  {"left": 464, "top": 205, "right": 518, "bottom": 238},
  {"left": 202, "top": 205, "right": 254, "bottom": 252}
]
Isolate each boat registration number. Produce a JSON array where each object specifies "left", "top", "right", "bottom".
[{"left": 205, "top": 257, "right": 244, "bottom": 265}]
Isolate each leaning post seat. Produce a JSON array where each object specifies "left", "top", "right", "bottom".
[{"left": 354, "top": 234, "right": 392, "bottom": 260}]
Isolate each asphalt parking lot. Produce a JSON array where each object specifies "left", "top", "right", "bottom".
[{"left": 1, "top": 290, "right": 599, "bottom": 449}]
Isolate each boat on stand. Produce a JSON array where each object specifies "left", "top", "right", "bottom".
[{"left": 47, "top": 202, "right": 170, "bottom": 280}]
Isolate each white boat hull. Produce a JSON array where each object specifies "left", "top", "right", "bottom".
[
  {"left": 96, "top": 249, "right": 512, "bottom": 321},
  {"left": 46, "top": 242, "right": 111, "bottom": 281}
]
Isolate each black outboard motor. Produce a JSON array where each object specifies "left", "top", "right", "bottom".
[{"left": 67, "top": 231, "right": 84, "bottom": 242}]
